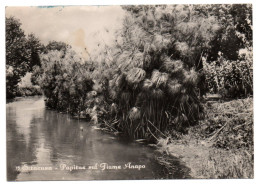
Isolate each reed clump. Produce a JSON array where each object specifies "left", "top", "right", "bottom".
[{"left": 92, "top": 5, "right": 221, "bottom": 140}]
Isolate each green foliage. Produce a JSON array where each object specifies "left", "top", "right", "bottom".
[
  {"left": 27, "top": 34, "right": 44, "bottom": 70},
  {"left": 31, "top": 65, "right": 43, "bottom": 85},
  {"left": 196, "top": 4, "right": 253, "bottom": 61},
  {"left": 6, "top": 16, "right": 44, "bottom": 99},
  {"left": 90, "top": 4, "right": 252, "bottom": 140},
  {"left": 45, "top": 41, "right": 70, "bottom": 53},
  {"left": 6, "top": 17, "right": 30, "bottom": 99},
  {"left": 37, "top": 48, "right": 94, "bottom": 116},
  {"left": 16, "top": 85, "right": 42, "bottom": 97},
  {"left": 200, "top": 4, "right": 253, "bottom": 98},
  {"left": 30, "top": 41, "right": 70, "bottom": 86},
  {"left": 6, "top": 5, "right": 253, "bottom": 178},
  {"left": 204, "top": 46, "right": 253, "bottom": 98},
  {"left": 13, "top": 4, "right": 252, "bottom": 143},
  {"left": 90, "top": 4, "right": 226, "bottom": 140}
]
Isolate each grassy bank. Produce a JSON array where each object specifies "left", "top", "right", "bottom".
[{"left": 157, "top": 97, "right": 253, "bottom": 178}]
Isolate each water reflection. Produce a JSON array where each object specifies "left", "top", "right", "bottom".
[{"left": 7, "top": 96, "right": 190, "bottom": 181}]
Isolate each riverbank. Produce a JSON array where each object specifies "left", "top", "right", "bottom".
[
  {"left": 157, "top": 97, "right": 253, "bottom": 178},
  {"left": 7, "top": 95, "right": 253, "bottom": 179},
  {"left": 16, "top": 85, "right": 42, "bottom": 97},
  {"left": 7, "top": 96, "right": 187, "bottom": 180}
]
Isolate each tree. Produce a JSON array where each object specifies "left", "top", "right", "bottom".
[
  {"left": 197, "top": 4, "right": 253, "bottom": 97},
  {"left": 6, "top": 16, "right": 30, "bottom": 99},
  {"left": 31, "top": 40, "right": 70, "bottom": 85},
  {"left": 26, "top": 34, "right": 44, "bottom": 70},
  {"left": 45, "top": 41, "right": 70, "bottom": 54},
  {"left": 197, "top": 4, "right": 253, "bottom": 61}
]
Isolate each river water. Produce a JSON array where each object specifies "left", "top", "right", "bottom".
[{"left": 6, "top": 96, "right": 190, "bottom": 181}]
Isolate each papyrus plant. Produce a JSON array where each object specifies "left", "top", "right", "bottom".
[{"left": 96, "top": 5, "right": 220, "bottom": 140}]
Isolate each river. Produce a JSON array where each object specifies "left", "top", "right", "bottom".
[{"left": 6, "top": 96, "right": 190, "bottom": 181}]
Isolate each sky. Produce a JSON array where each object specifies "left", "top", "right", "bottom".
[{"left": 5, "top": 6, "right": 125, "bottom": 60}]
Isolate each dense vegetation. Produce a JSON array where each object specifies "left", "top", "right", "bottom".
[
  {"left": 158, "top": 97, "right": 253, "bottom": 178},
  {"left": 204, "top": 47, "right": 253, "bottom": 98},
  {"left": 7, "top": 4, "right": 252, "bottom": 139},
  {"left": 36, "top": 49, "right": 94, "bottom": 116},
  {"left": 6, "top": 17, "right": 43, "bottom": 99},
  {"left": 6, "top": 4, "right": 253, "bottom": 178}
]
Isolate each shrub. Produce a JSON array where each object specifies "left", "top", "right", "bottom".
[
  {"left": 37, "top": 49, "right": 94, "bottom": 116},
  {"left": 16, "top": 86, "right": 42, "bottom": 97},
  {"left": 204, "top": 46, "right": 253, "bottom": 98}
]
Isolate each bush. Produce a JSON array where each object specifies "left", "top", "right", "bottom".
[
  {"left": 204, "top": 46, "right": 253, "bottom": 98},
  {"left": 37, "top": 49, "right": 94, "bottom": 116},
  {"left": 16, "top": 86, "right": 42, "bottom": 97},
  {"left": 6, "top": 65, "right": 20, "bottom": 99}
]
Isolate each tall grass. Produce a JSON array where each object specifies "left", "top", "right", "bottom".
[{"left": 157, "top": 97, "right": 253, "bottom": 178}]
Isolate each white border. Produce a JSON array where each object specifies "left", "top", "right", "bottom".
[{"left": 1, "top": 1, "right": 259, "bottom": 186}]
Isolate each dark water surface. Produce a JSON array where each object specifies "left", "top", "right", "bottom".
[{"left": 6, "top": 96, "right": 190, "bottom": 181}]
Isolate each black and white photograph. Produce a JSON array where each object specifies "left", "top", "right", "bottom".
[{"left": 4, "top": 2, "right": 254, "bottom": 182}]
